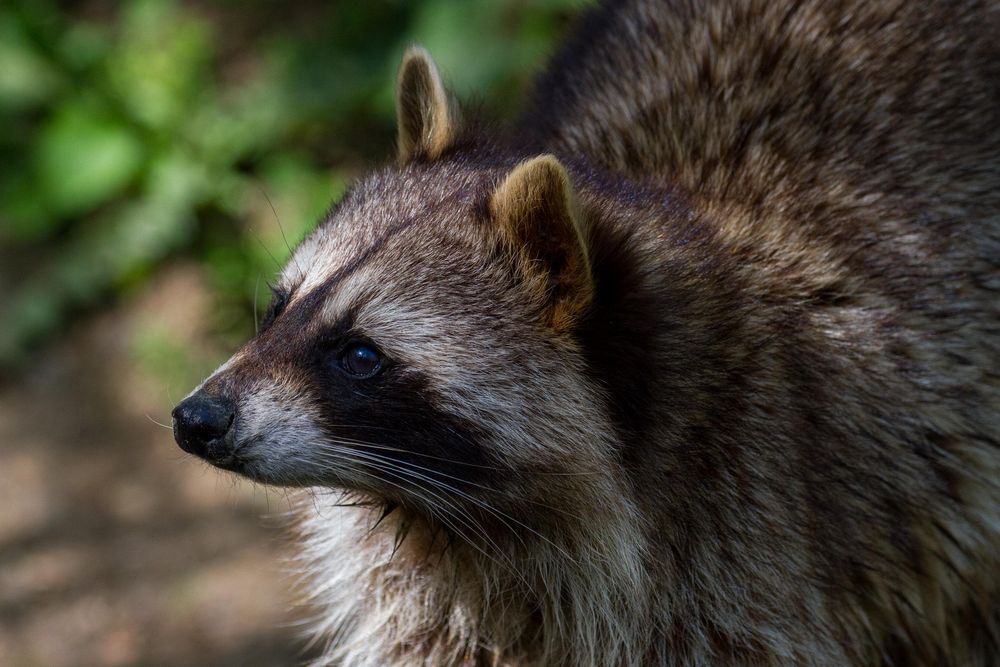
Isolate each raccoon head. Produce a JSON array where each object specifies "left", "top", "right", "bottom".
[{"left": 171, "top": 48, "right": 632, "bottom": 549}]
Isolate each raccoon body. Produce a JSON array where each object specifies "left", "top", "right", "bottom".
[{"left": 172, "top": 0, "right": 1000, "bottom": 665}]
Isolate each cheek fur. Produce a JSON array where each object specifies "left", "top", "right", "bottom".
[{"left": 228, "top": 380, "right": 336, "bottom": 485}]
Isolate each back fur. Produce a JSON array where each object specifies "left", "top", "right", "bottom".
[{"left": 519, "top": 0, "right": 1000, "bottom": 663}]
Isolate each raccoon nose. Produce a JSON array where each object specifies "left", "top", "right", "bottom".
[{"left": 171, "top": 393, "right": 235, "bottom": 460}]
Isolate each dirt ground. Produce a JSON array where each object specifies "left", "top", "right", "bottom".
[{"left": 0, "top": 267, "right": 317, "bottom": 666}]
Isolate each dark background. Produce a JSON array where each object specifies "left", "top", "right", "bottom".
[{"left": 0, "top": 1, "right": 579, "bottom": 664}]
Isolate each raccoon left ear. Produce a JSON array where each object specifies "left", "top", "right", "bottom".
[
  {"left": 396, "top": 46, "right": 461, "bottom": 163},
  {"left": 491, "top": 155, "right": 593, "bottom": 331}
]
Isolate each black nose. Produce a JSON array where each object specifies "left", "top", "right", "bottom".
[{"left": 171, "top": 393, "right": 235, "bottom": 461}]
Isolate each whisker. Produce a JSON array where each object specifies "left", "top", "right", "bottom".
[
  {"left": 254, "top": 274, "right": 261, "bottom": 336},
  {"left": 324, "top": 438, "right": 589, "bottom": 522},
  {"left": 324, "top": 431, "right": 602, "bottom": 476},
  {"left": 261, "top": 187, "right": 295, "bottom": 259},
  {"left": 250, "top": 226, "right": 282, "bottom": 272},
  {"left": 314, "top": 447, "right": 526, "bottom": 582},
  {"left": 325, "top": 445, "right": 577, "bottom": 566},
  {"left": 257, "top": 184, "right": 305, "bottom": 279},
  {"left": 145, "top": 414, "right": 173, "bottom": 430}
]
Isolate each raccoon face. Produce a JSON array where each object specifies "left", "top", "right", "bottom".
[{"left": 172, "top": 48, "right": 613, "bottom": 533}]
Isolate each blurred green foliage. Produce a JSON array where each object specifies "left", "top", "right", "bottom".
[{"left": 0, "top": 0, "right": 579, "bottom": 373}]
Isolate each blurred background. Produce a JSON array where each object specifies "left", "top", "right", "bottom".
[{"left": 0, "top": 1, "right": 578, "bottom": 664}]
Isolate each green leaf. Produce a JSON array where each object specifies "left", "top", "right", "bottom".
[
  {"left": 36, "top": 100, "right": 144, "bottom": 217},
  {"left": 0, "top": 12, "right": 62, "bottom": 111},
  {"left": 105, "top": 0, "right": 211, "bottom": 132},
  {"left": 0, "top": 168, "right": 55, "bottom": 241}
]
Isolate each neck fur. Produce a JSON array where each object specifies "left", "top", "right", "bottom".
[{"left": 296, "top": 462, "right": 649, "bottom": 667}]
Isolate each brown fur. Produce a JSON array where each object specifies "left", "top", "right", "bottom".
[{"left": 175, "top": 1, "right": 1000, "bottom": 664}]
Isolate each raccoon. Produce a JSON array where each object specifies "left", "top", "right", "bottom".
[{"left": 171, "top": 0, "right": 1000, "bottom": 665}]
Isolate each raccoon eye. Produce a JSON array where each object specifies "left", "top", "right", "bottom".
[{"left": 340, "top": 343, "right": 383, "bottom": 378}]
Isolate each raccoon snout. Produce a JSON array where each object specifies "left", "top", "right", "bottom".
[{"left": 171, "top": 392, "right": 236, "bottom": 464}]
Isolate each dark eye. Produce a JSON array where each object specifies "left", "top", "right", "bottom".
[{"left": 340, "top": 343, "right": 383, "bottom": 378}]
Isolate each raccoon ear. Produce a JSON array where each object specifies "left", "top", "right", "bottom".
[
  {"left": 396, "top": 47, "right": 461, "bottom": 163},
  {"left": 491, "top": 155, "right": 593, "bottom": 330}
]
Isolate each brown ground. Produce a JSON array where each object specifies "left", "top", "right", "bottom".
[{"left": 0, "top": 266, "right": 315, "bottom": 666}]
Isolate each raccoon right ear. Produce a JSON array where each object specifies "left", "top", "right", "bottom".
[
  {"left": 491, "top": 155, "right": 593, "bottom": 331},
  {"left": 395, "top": 47, "right": 461, "bottom": 163}
]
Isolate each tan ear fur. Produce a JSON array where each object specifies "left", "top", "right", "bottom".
[
  {"left": 491, "top": 155, "right": 593, "bottom": 330},
  {"left": 395, "top": 47, "right": 461, "bottom": 163}
]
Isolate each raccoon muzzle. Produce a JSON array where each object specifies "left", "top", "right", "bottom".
[{"left": 172, "top": 392, "right": 236, "bottom": 465}]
